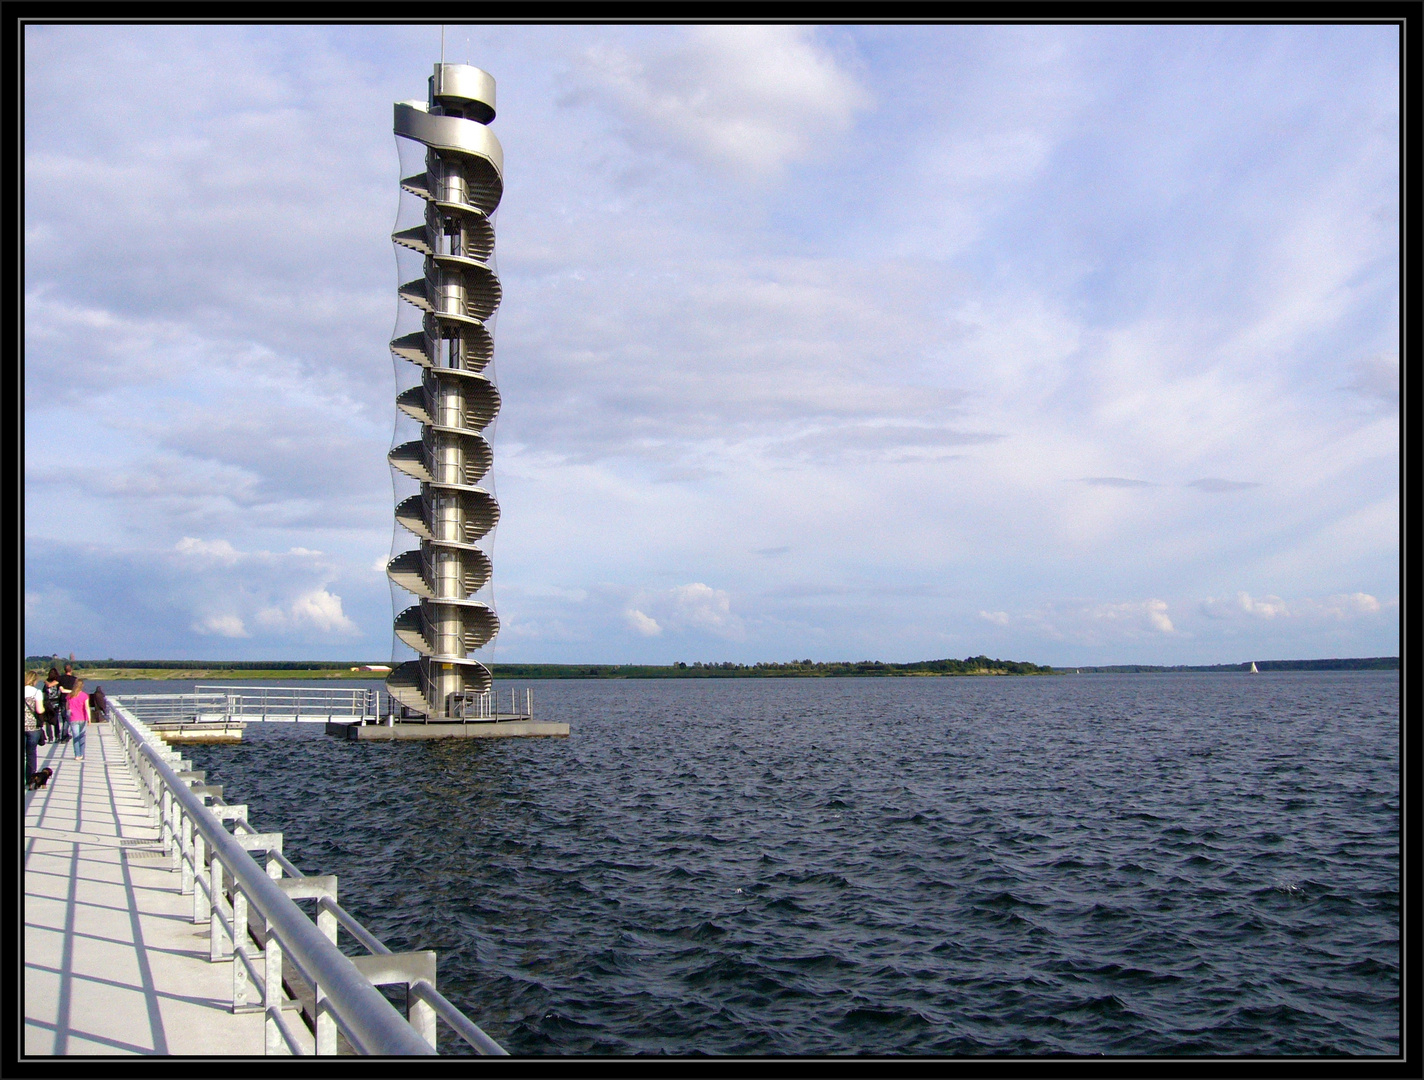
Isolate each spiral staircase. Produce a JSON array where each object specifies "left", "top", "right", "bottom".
[{"left": 386, "top": 64, "right": 504, "bottom": 720}]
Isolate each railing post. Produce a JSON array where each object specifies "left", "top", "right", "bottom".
[
  {"left": 160, "top": 787, "right": 174, "bottom": 856},
  {"left": 171, "top": 802, "right": 185, "bottom": 875},
  {"left": 315, "top": 903, "right": 338, "bottom": 1054},
  {"left": 233, "top": 884, "right": 251, "bottom": 1009},
  {"left": 408, "top": 973, "right": 437, "bottom": 1051},
  {"left": 193, "top": 831, "right": 208, "bottom": 923},
  {"left": 137, "top": 758, "right": 151, "bottom": 815},
  {"left": 264, "top": 854, "right": 285, "bottom": 1054},
  {"left": 181, "top": 811, "right": 194, "bottom": 894},
  {"left": 210, "top": 857, "right": 228, "bottom": 962}
]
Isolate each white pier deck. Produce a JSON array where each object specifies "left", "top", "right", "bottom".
[{"left": 22, "top": 722, "right": 306, "bottom": 1056}]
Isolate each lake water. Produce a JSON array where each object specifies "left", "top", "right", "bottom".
[{"left": 142, "top": 672, "right": 1399, "bottom": 1056}]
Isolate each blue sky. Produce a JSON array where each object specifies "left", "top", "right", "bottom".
[{"left": 24, "top": 23, "right": 1399, "bottom": 666}]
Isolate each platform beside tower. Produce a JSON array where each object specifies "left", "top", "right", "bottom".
[{"left": 325, "top": 719, "right": 569, "bottom": 740}]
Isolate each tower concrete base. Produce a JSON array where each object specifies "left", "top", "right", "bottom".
[{"left": 325, "top": 720, "right": 569, "bottom": 740}]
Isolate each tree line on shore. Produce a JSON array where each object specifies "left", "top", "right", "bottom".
[
  {"left": 27, "top": 655, "right": 1052, "bottom": 679},
  {"left": 26, "top": 655, "right": 1396, "bottom": 680},
  {"left": 489, "top": 656, "right": 1054, "bottom": 679}
]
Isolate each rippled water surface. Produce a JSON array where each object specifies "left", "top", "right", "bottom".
[{"left": 173, "top": 672, "right": 1398, "bottom": 1055}]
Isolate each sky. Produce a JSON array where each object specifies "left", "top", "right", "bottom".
[{"left": 23, "top": 23, "right": 1400, "bottom": 667}]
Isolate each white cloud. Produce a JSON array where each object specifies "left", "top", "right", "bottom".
[
  {"left": 193, "top": 613, "right": 249, "bottom": 638},
  {"left": 625, "top": 609, "right": 662, "bottom": 636},
  {"left": 1147, "top": 600, "right": 1175, "bottom": 634},
  {"left": 1011, "top": 597, "right": 1180, "bottom": 650},
  {"left": 575, "top": 26, "right": 868, "bottom": 177},
  {"left": 256, "top": 589, "right": 359, "bottom": 636},
  {"left": 1324, "top": 591, "right": 1382, "bottom": 616},
  {"left": 980, "top": 610, "right": 1011, "bottom": 626},
  {"left": 623, "top": 582, "right": 745, "bottom": 640},
  {"left": 1199, "top": 590, "right": 1386, "bottom": 622},
  {"left": 1091, "top": 599, "right": 1174, "bottom": 634},
  {"left": 292, "top": 590, "right": 359, "bottom": 634},
  {"left": 174, "top": 536, "right": 243, "bottom": 564},
  {"left": 1239, "top": 591, "right": 1290, "bottom": 619},
  {"left": 668, "top": 583, "right": 742, "bottom": 637}
]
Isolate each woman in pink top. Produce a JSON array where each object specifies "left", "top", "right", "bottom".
[{"left": 66, "top": 678, "right": 90, "bottom": 761}]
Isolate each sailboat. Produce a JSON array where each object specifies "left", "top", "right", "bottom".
[{"left": 1249, "top": 662, "right": 1259, "bottom": 674}]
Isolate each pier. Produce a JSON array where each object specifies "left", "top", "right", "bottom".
[
  {"left": 111, "top": 685, "right": 568, "bottom": 743},
  {"left": 24, "top": 702, "right": 508, "bottom": 1056}
]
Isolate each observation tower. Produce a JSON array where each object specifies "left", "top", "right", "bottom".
[{"left": 385, "top": 64, "right": 504, "bottom": 720}]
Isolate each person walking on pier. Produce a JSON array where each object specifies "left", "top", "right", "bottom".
[
  {"left": 42, "top": 668, "right": 64, "bottom": 743},
  {"left": 89, "top": 685, "right": 109, "bottom": 723},
  {"left": 57, "top": 663, "right": 78, "bottom": 742},
  {"left": 66, "top": 679, "right": 90, "bottom": 761},
  {"left": 23, "top": 672, "right": 44, "bottom": 789}
]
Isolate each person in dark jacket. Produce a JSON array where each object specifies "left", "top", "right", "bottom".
[
  {"left": 42, "top": 668, "right": 64, "bottom": 743},
  {"left": 56, "top": 664, "right": 77, "bottom": 741},
  {"left": 89, "top": 686, "right": 108, "bottom": 723}
]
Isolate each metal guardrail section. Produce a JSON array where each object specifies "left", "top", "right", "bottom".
[
  {"left": 110, "top": 691, "right": 229, "bottom": 723},
  {"left": 196, "top": 686, "right": 383, "bottom": 720},
  {"left": 449, "top": 686, "right": 533, "bottom": 721},
  {"left": 108, "top": 700, "right": 507, "bottom": 1056},
  {"left": 112, "top": 686, "right": 384, "bottom": 726}
]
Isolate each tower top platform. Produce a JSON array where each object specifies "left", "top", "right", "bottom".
[{"left": 430, "top": 63, "right": 495, "bottom": 124}]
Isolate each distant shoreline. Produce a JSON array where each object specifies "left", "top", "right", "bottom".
[
  {"left": 23, "top": 656, "right": 1398, "bottom": 681},
  {"left": 1060, "top": 657, "right": 1398, "bottom": 674}
]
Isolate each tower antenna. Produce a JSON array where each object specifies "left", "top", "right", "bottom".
[{"left": 440, "top": 24, "right": 445, "bottom": 66}]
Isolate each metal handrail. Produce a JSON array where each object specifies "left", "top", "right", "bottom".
[
  {"left": 411, "top": 980, "right": 509, "bottom": 1056},
  {"left": 271, "top": 849, "right": 508, "bottom": 1055},
  {"left": 319, "top": 896, "right": 391, "bottom": 957},
  {"left": 268, "top": 1001, "right": 308, "bottom": 1055},
  {"left": 196, "top": 686, "right": 381, "bottom": 716},
  {"left": 109, "top": 702, "right": 434, "bottom": 1055},
  {"left": 110, "top": 692, "right": 227, "bottom": 718},
  {"left": 113, "top": 686, "right": 383, "bottom": 725},
  {"left": 110, "top": 703, "right": 508, "bottom": 1055}
]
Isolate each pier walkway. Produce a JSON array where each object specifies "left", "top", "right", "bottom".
[{"left": 22, "top": 722, "right": 298, "bottom": 1055}]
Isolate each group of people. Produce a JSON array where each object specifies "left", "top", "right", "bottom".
[{"left": 21, "top": 662, "right": 109, "bottom": 790}]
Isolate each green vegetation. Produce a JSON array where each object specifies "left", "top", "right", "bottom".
[
  {"left": 487, "top": 656, "right": 1053, "bottom": 679},
  {"left": 26, "top": 655, "right": 1397, "bottom": 682},
  {"left": 28, "top": 655, "right": 1051, "bottom": 680},
  {"left": 23, "top": 658, "right": 390, "bottom": 681}
]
